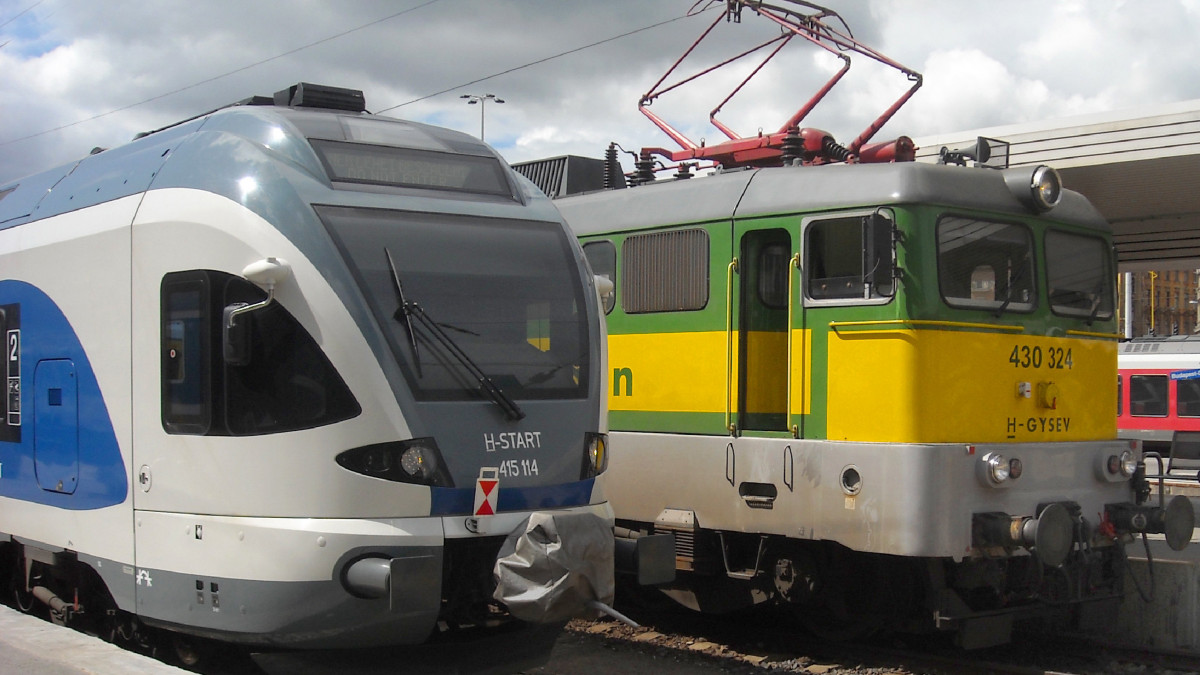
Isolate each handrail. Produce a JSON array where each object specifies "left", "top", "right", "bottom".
[
  {"left": 725, "top": 258, "right": 739, "bottom": 435},
  {"left": 786, "top": 252, "right": 800, "bottom": 437},
  {"left": 1066, "top": 329, "right": 1125, "bottom": 340},
  {"left": 829, "top": 319, "right": 1023, "bottom": 332}
]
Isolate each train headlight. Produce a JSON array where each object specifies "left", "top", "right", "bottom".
[
  {"left": 984, "top": 453, "right": 1010, "bottom": 484},
  {"left": 401, "top": 445, "right": 436, "bottom": 480},
  {"left": 336, "top": 438, "right": 453, "bottom": 487},
  {"left": 1004, "top": 164, "right": 1062, "bottom": 213},
  {"left": 1107, "top": 450, "right": 1138, "bottom": 477},
  {"left": 1120, "top": 449, "right": 1138, "bottom": 477},
  {"left": 581, "top": 432, "right": 609, "bottom": 479},
  {"left": 1030, "top": 166, "right": 1062, "bottom": 211}
]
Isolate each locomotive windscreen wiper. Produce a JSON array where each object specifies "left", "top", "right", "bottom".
[
  {"left": 384, "top": 247, "right": 525, "bottom": 421},
  {"left": 994, "top": 254, "right": 1031, "bottom": 317},
  {"left": 385, "top": 248, "right": 422, "bottom": 378}
]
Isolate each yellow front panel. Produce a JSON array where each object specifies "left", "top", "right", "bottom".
[{"left": 827, "top": 329, "right": 1117, "bottom": 443}]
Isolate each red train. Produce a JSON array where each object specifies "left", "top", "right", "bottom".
[{"left": 1118, "top": 336, "right": 1200, "bottom": 454}]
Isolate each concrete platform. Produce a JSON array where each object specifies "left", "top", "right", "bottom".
[
  {"left": 0, "top": 605, "right": 184, "bottom": 675},
  {"left": 1105, "top": 526, "right": 1200, "bottom": 651}
]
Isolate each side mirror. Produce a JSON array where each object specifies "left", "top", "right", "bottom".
[
  {"left": 594, "top": 274, "right": 614, "bottom": 306},
  {"left": 222, "top": 257, "right": 291, "bottom": 365}
]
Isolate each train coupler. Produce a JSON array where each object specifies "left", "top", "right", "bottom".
[
  {"left": 1105, "top": 495, "right": 1195, "bottom": 551},
  {"left": 972, "top": 502, "right": 1076, "bottom": 567}
]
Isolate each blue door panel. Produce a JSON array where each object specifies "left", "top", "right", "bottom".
[
  {"left": 34, "top": 359, "right": 79, "bottom": 494},
  {"left": 0, "top": 280, "right": 127, "bottom": 509}
]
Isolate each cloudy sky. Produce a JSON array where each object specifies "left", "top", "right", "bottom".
[{"left": 2, "top": 0, "right": 1199, "bottom": 185}]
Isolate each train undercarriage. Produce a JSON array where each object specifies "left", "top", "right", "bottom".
[{"left": 619, "top": 520, "right": 1129, "bottom": 649}]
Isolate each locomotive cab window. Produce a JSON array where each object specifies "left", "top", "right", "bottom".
[
  {"left": 938, "top": 216, "right": 1035, "bottom": 313},
  {"left": 1129, "top": 374, "right": 1168, "bottom": 417},
  {"left": 1045, "top": 229, "right": 1114, "bottom": 321},
  {"left": 161, "top": 270, "right": 360, "bottom": 435},
  {"left": 583, "top": 240, "right": 617, "bottom": 314},
  {"left": 804, "top": 212, "right": 894, "bottom": 303}
]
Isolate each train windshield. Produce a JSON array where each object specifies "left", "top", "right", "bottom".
[
  {"left": 1045, "top": 229, "right": 1114, "bottom": 321},
  {"left": 937, "top": 216, "right": 1036, "bottom": 314},
  {"left": 317, "top": 205, "right": 589, "bottom": 401}
]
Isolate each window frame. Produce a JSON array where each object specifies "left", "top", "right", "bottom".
[
  {"left": 1044, "top": 228, "right": 1115, "bottom": 321},
  {"left": 582, "top": 240, "right": 617, "bottom": 315},
  {"left": 935, "top": 214, "right": 1037, "bottom": 315},
  {"left": 1178, "top": 377, "right": 1200, "bottom": 418},
  {"left": 160, "top": 270, "right": 361, "bottom": 436},
  {"left": 802, "top": 210, "right": 896, "bottom": 308},
  {"left": 1128, "top": 373, "right": 1169, "bottom": 418}
]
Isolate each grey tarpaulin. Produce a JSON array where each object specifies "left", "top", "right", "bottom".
[{"left": 493, "top": 511, "right": 615, "bottom": 624}]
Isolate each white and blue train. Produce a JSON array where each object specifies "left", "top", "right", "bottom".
[{"left": 0, "top": 83, "right": 624, "bottom": 665}]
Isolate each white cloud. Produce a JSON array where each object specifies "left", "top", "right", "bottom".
[{"left": 1, "top": 0, "right": 1199, "bottom": 183}]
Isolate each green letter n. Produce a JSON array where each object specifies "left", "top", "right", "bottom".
[{"left": 613, "top": 368, "right": 633, "bottom": 397}]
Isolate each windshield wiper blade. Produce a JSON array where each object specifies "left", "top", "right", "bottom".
[
  {"left": 407, "top": 304, "right": 526, "bottom": 421},
  {"left": 1085, "top": 286, "right": 1107, "bottom": 326},
  {"left": 994, "top": 255, "right": 1031, "bottom": 318},
  {"left": 385, "top": 247, "right": 422, "bottom": 378},
  {"left": 383, "top": 246, "right": 524, "bottom": 420}
]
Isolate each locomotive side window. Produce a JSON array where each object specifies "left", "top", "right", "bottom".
[
  {"left": 1178, "top": 379, "right": 1200, "bottom": 418},
  {"left": 937, "top": 217, "right": 1035, "bottom": 314},
  {"left": 1129, "top": 374, "right": 1168, "bottom": 417},
  {"left": 1045, "top": 230, "right": 1114, "bottom": 320},
  {"left": 758, "top": 243, "right": 790, "bottom": 309},
  {"left": 621, "top": 228, "right": 709, "bottom": 313},
  {"left": 162, "top": 275, "right": 212, "bottom": 434},
  {"left": 804, "top": 213, "right": 893, "bottom": 302},
  {"left": 583, "top": 241, "right": 617, "bottom": 314},
  {"left": 161, "top": 271, "right": 360, "bottom": 436}
]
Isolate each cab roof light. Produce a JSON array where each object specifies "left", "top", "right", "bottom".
[{"left": 1004, "top": 164, "right": 1062, "bottom": 213}]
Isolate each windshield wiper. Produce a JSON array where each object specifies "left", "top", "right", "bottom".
[
  {"left": 383, "top": 247, "right": 525, "bottom": 421},
  {"left": 410, "top": 303, "right": 525, "bottom": 421},
  {"left": 1085, "top": 285, "right": 1108, "bottom": 326},
  {"left": 994, "top": 255, "right": 1031, "bottom": 318},
  {"left": 385, "top": 248, "right": 422, "bottom": 378}
]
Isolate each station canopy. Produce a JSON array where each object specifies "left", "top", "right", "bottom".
[{"left": 913, "top": 100, "right": 1200, "bottom": 273}]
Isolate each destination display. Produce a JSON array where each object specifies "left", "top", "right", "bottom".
[{"left": 310, "top": 139, "right": 512, "bottom": 197}]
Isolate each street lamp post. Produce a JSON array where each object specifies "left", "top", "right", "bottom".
[{"left": 460, "top": 93, "right": 504, "bottom": 141}]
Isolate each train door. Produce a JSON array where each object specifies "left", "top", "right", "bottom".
[
  {"left": 734, "top": 225, "right": 803, "bottom": 435},
  {"left": 33, "top": 359, "right": 79, "bottom": 494}
]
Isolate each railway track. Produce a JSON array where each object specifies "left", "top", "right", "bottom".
[
  {"left": 10, "top": 579, "right": 1200, "bottom": 675},
  {"left": 549, "top": 597, "right": 1200, "bottom": 675}
]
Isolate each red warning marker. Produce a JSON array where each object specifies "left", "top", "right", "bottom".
[{"left": 474, "top": 468, "right": 499, "bottom": 516}]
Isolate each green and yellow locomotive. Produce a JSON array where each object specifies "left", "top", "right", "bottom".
[{"left": 551, "top": 155, "right": 1192, "bottom": 646}]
